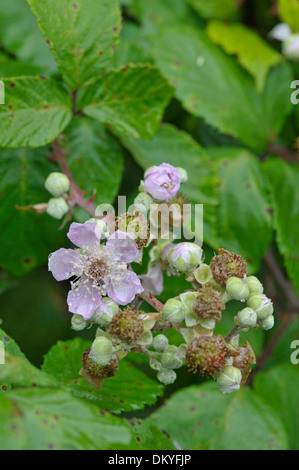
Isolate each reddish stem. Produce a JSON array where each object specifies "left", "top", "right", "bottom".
[{"left": 52, "top": 139, "right": 96, "bottom": 217}]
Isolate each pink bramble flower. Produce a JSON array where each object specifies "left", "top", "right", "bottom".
[
  {"left": 143, "top": 163, "right": 181, "bottom": 201},
  {"left": 48, "top": 221, "right": 143, "bottom": 320}
]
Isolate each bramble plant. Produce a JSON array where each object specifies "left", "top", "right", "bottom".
[
  {"left": 1, "top": 0, "right": 299, "bottom": 452},
  {"left": 47, "top": 163, "right": 274, "bottom": 394}
]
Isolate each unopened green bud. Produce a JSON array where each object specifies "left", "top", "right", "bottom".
[
  {"left": 216, "top": 366, "right": 242, "bottom": 395},
  {"left": 258, "top": 315, "right": 275, "bottom": 331},
  {"left": 163, "top": 298, "right": 185, "bottom": 323},
  {"left": 90, "top": 336, "right": 113, "bottom": 367},
  {"left": 226, "top": 277, "right": 249, "bottom": 301},
  {"left": 193, "top": 264, "right": 213, "bottom": 285},
  {"left": 246, "top": 276, "right": 264, "bottom": 294},
  {"left": 47, "top": 197, "right": 69, "bottom": 219},
  {"left": 236, "top": 307, "right": 257, "bottom": 328},
  {"left": 170, "top": 243, "right": 204, "bottom": 272},
  {"left": 45, "top": 172, "right": 70, "bottom": 197},
  {"left": 157, "top": 368, "right": 177, "bottom": 385},
  {"left": 161, "top": 351, "right": 182, "bottom": 369},
  {"left": 71, "top": 314, "right": 87, "bottom": 331},
  {"left": 134, "top": 192, "right": 153, "bottom": 212},
  {"left": 152, "top": 334, "right": 169, "bottom": 352},
  {"left": 176, "top": 167, "right": 188, "bottom": 183},
  {"left": 247, "top": 293, "right": 274, "bottom": 320}
]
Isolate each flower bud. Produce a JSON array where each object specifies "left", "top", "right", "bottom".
[
  {"left": 247, "top": 293, "right": 274, "bottom": 320},
  {"left": 193, "top": 264, "right": 213, "bottom": 285},
  {"left": 258, "top": 315, "right": 275, "bottom": 331},
  {"left": 216, "top": 366, "right": 242, "bottom": 395},
  {"left": 170, "top": 243, "right": 204, "bottom": 272},
  {"left": 157, "top": 368, "right": 177, "bottom": 385},
  {"left": 236, "top": 307, "right": 257, "bottom": 328},
  {"left": 71, "top": 314, "right": 87, "bottom": 331},
  {"left": 163, "top": 298, "right": 185, "bottom": 323},
  {"left": 246, "top": 276, "right": 264, "bottom": 294},
  {"left": 47, "top": 197, "right": 69, "bottom": 220},
  {"left": 90, "top": 336, "right": 113, "bottom": 367},
  {"left": 161, "top": 351, "right": 182, "bottom": 369},
  {"left": 282, "top": 34, "right": 299, "bottom": 60},
  {"left": 144, "top": 162, "right": 181, "bottom": 201},
  {"left": 134, "top": 192, "right": 153, "bottom": 212},
  {"left": 226, "top": 277, "right": 249, "bottom": 301},
  {"left": 153, "top": 334, "right": 169, "bottom": 352},
  {"left": 176, "top": 167, "right": 188, "bottom": 183},
  {"left": 45, "top": 172, "right": 70, "bottom": 197}
]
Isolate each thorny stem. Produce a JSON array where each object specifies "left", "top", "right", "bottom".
[{"left": 52, "top": 139, "right": 96, "bottom": 217}]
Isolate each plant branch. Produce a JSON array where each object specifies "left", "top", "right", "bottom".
[
  {"left": 140, "top": 290, "right": 164, "bottom": 312},
  {"left": 52, "top": 138, "right": 96, "bottom": 217}
]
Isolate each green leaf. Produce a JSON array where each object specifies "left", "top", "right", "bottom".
[
  {"left": 278, "top": 0, "right": 299, "bottom": 33},
  {"left": 63, "top": 115, "right": 124, "bottom": 206},
  {"left": 0, "top": 329, "right": 59, "bottom": 390},
  {"left": 210, "top": 147, "right": 272, "bottom": 272},
  {"left": 134, "top": 0, "right": 196, "bottom": 36},
  {"left": 0, "top": 0, "right": 57, "bottom": 73},
  {"left": 207, "top": 21, "right": 282, "bottom": 92},
  {"left": 119, "top": 123, "right": 219, "bottom": 248},
  {"left": 111, "top": 417, "right": 175, "bottom": 450},
  {"left": 78, "top": 64, "right": 173, "bottom": 140},
  {"left": 0, "top": 388, "right": 131, "bottom": 450},
  {"left": 42, "top": 338, "right": 164, "bottom": 413},
  {"left": 0, "top": 76, "right": 72, "bottom": 148},
  {"left": 0, "top": 147, "right": 67, "bottom": 276},
  {"left": 254, "top": 364, "right": 299, "bottom": 450},
  {"left": 149, "top": 382, "right": 288, "bottom": 450},
  {"left": 187, "top": 0, "right": 239, "bottom": 20},
  {"left": 150, "top": 26, "right": 293, "bottom": 152},
  {"left": 27, "top": 0, "right": 122, "bottom": 90},
  {"left": 264, "top": 158, "right": 299, "bottom": 290}
]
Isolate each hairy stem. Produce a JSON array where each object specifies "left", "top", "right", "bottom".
[{"left": 140, "top": 290, "right": 164, "bottom": 312}]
